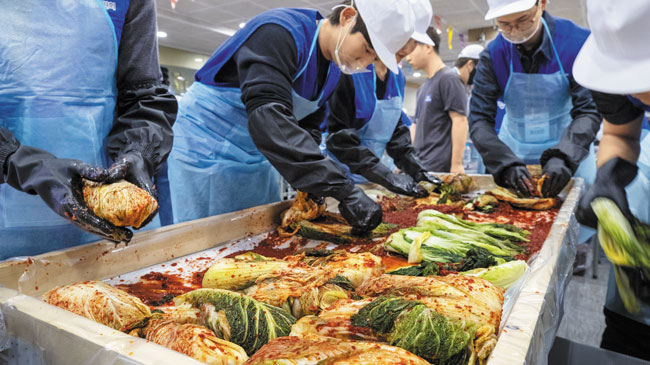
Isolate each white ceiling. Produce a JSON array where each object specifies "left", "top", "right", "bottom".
[{"left": 155, "top": 0, "right": 588, "bottom": 82}]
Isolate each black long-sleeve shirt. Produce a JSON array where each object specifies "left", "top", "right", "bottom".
[
  {"left": 326, "top": 71, "right": 417, "bottom": 175},
  {"left": 212, "top": 23, "right": 355, "bottom": 200},
  {"left": 469, "top": 12, "right": 601, "bottom": 184},
  {"left": 1, "top": 0, "right": 177, "bottom": 186}
]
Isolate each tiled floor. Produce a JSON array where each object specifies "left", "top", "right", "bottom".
[{"left": 557, "top": 242, "right": 610, "bottom": 347}]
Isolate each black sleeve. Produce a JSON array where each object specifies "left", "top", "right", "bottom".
[
  {"left": 325, "top": 73, "right": 383, "bottom": 174},
  {"left": 590, "top": 91, "right": 644, "bottom": 125},
  {"left": 299, "top": 106, "right": 327, "bottom": 145},
  {"left": 0, "top": 127, "right": 21, "bottom": 185},
  {"left": 237, "top": 25, "right": 354, "bottom": 200},
  {"left": 468, "top": 49, "right": 524, "bottom": 185},
  {"left": 105, "top": 0, "right": 177, "bottom": 173},
  {"left": 327, "top": 74, "right": 360, "bottom": 133},
  {"left": 235, "top": 24, "right": 298, "bottom": 113},
  {"left": 540, "top": 77, "right": 602, "bottom": 172}
]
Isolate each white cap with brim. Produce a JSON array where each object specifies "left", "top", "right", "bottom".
[
  {"left": 356, "top": 0, "right": 416, "bottom": 74},
  {"left": 409, "top": 0, "right": 434, "bottom": 46},
  {"left": 458, "top": 44, "right": 484, "bottom": 59},
  {"left": 573, "top": 0, "right": 650, "bottom": 94},
  {"left": 484, "top": 0, "right": 536, "bottom": 20}
]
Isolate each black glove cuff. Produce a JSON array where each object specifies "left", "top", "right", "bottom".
[
  {"left": 394, "top": 153, "right": 425, "bottom": 178},
  {"left": 118, "top": 148, "right": 156, "bottom": 177},
  {"left": 331, "top": 181, "right": 356, "bottom": 202},
  {"left": 0, "top": 131, "right": 21, "bottom": 183},
  {"left": 540, "top": 149, "right": 578, "bottom": 173},
  {"left": 360, "top": 162, "right": 393, "bottom": 185},
  {"left": 596, "top": 157, "right": 639, "bottom": 187}
]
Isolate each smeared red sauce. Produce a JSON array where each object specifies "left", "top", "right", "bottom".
[{"left": 116, "top": 271, "right": 200, "bottom": 306}]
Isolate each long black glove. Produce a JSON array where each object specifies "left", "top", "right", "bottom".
[
  {"left": 393, "top": 152, "right": 443, "bottom": 186},
  {"left": 3, "top": 144, "right": 133, "bottom": 242},
  {"left": 501, "top": 165, "right": 536, "bottom": 196},
  {"left": 106, "top": 151, "right": 159, "bottom": 228},
  {"left": 577, "top": 158, "right": 638, "bottom": 229},
  {"left": 541, "top": 157, "right": 572, "bottom": 197},
  {"left": 338, "top": 186, "right": 383, "bottom": 235},
  {"left": 362, "top": 162, "right": 429, "bottom": 198}
]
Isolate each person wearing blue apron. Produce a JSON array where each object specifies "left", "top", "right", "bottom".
[
  {"left": 0, "top": 0, "right": 177, "bottom": 260},
  {"left": 167, "top": 0, "right": 417, "bottom": 234},
  {"left": 573, "top": 0, "right": 650, "bottom": 358},
  {"left": 323, "top": 0, "right": 439, "bottom": 197},
  {"left": 469, "top": 0, "right": 601, "bottom": 202}
]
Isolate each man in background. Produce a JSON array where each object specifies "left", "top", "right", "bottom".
[{"left": 407, "top": 28, "right": 469, "bottom": 173}]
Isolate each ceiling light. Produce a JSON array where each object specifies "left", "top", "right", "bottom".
[
  {"left": 413, "top": 72, "right": 422, "bottom": 78},
  {"left": 177, "top": 76, "right": 185, "bottom": 81},
  {"left": 157, "top": 31, "right": 167, "bottom": 38},
  {"left": 239, "top": 22, "right": 246, "bottom": 29},
  {"left": 194, "top": 58, "right": 204, "bottom": 63}
]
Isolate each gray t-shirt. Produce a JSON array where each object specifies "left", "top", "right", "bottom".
[{"left": 413, "top": 67, "right": 468, "bottom": 172}]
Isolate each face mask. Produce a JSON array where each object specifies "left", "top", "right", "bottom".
[
  {"left": 468, "top": 68, "right": 476, "bottom": 85},
  {"left": 500, "top": 16, "right": 542, "bottom": 44},
  {"left": 334, "top": 14, "right": 370, "bottom": 75}
]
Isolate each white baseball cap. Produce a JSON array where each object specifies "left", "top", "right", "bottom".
[
  {"left": 408, "top": 0, "right": 434, "bottom": 46},
  {"left": 484, "top": 0, "right": 537, "bottom": 20},
  {"left": 573, "top": 0, "right": 650, "bottom": 94},
  {"left": 458, "top": 44, "right": 484, "bottom": 59},
  {"left": 356, "top": 0, "right": 416, "bottom": 74}
]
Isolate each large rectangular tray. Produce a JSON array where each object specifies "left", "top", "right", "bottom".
[{"left": 0, "top": 175, "right": 581, "bottom": 365}]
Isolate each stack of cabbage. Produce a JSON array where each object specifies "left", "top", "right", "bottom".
[
  {"left": 200, "top": 250, "right": 505, "bottom": 364},
  {"left": 43, "top": 249, "right": 509, "bottom": 364},
  {"left": 384, "top": 209, "right": 529, "bottom": 289}
]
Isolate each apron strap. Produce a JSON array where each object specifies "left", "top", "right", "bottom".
[{"left": 292, "top": 20, "right": 323, "bottom": 82}]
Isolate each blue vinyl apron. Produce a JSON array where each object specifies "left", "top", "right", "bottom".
[
  {"left": 168, "top": 15, "right": 341, "bottom": 223},
  {"left": 0, "top": 0, "right": 125, "bottom": 260},
  {"left": 322, "top": 66, "right": 403, "bottom": 183},
  {"left": 497, "top": 18, "right": 596, "bottom": 242}
]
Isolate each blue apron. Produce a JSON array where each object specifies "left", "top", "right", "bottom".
[
  {"left": 496, "top": 18, "right": 597, "bottom": 242},
  {"left": 168, "top": 10, "right": 341, "bottom": 223},
  {"left": 323, "top": 66, "right": 404, "bottom": 183},
  {"left": 0, "top": 0, "right": 123, "bottom": 260}
]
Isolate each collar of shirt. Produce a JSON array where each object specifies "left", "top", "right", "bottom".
[{"left": 514, "top": 11, "right": 555, "bottom": 72}]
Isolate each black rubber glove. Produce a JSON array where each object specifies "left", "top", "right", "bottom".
[
  {"left": 362, "top": 163, "right": 429, "bottom": 198},
  {"left": 4, "top": 145, "right": 133, "bottom": 242},
  {"left": 541, "top": 157, "right": 572, "bottom": 197},
  {"left": 413, "top": 171, "right": 443, "bottom": 186},
  {"left": 501, "top": 165, "right": 536, "bottom": 196},
  {"left": 106, "top": 151, "right": 159, "bottom": 228},
  {"left": 577, "top": 157, "right": 638, "bottom": 229},
  {"left": 338, "top": 186, "right": 383, "bottom": 235}
]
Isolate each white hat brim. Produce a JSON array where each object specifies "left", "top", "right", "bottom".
[
  {"left": 411, "top": 31, "right": 434, "bottom": 46},
  {"left": 366, "top": 27, "right": 400, "bottom": 74},
  {"left": 574, "top": 35, "right": 650, "bottom": 94},
  {"left": 484, "top": 0, "right": 537, "bottom": 20}
]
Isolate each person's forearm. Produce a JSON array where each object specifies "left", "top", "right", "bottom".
[
  {"left": 597, "top": 116, "right": 643, "bottom": 167},
  {"left": 410, "top": 123, "right": 417, "bottom": 143},
  {"left": 450, "top": 113, "right": 468, "bottom": 172}
]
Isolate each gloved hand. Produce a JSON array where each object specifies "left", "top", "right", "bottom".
[
  {"left": 502, "top": 165, "right": 535, "bottom": 196},
  {"left": 413, "top": 170, "right": 443, "bottom": 186},
  {"left": 363, "top": 163, "right": 429, "bottom": 198},
  {"left": 106, "top": 152, "right": 159, "bottom": 228},
  {"left": 4, "top": 148, "right": 133, "bottom": 242},
  {"left": 338, "top": 186, "right": 383, "bottom": 235},
  {"left": 541, "top": 157, "right": 572, "bottom": 197},
  {"left": 577, "top": 157, "right": 638, "bottom": 229}
]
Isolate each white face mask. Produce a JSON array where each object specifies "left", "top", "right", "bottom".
[
  {"left": 500, "top": 15, "right": 542, "bottom": 44},
  {"left": 333, "top": 10, "right": 370, "bottom": 75}
]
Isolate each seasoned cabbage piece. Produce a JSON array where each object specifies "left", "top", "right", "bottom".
[
  {"left": 83, "top": 179, "right": 158, "bottom": 228},
  {"left": 42, "top": 281, "right": 151, "bottom": 331}
]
